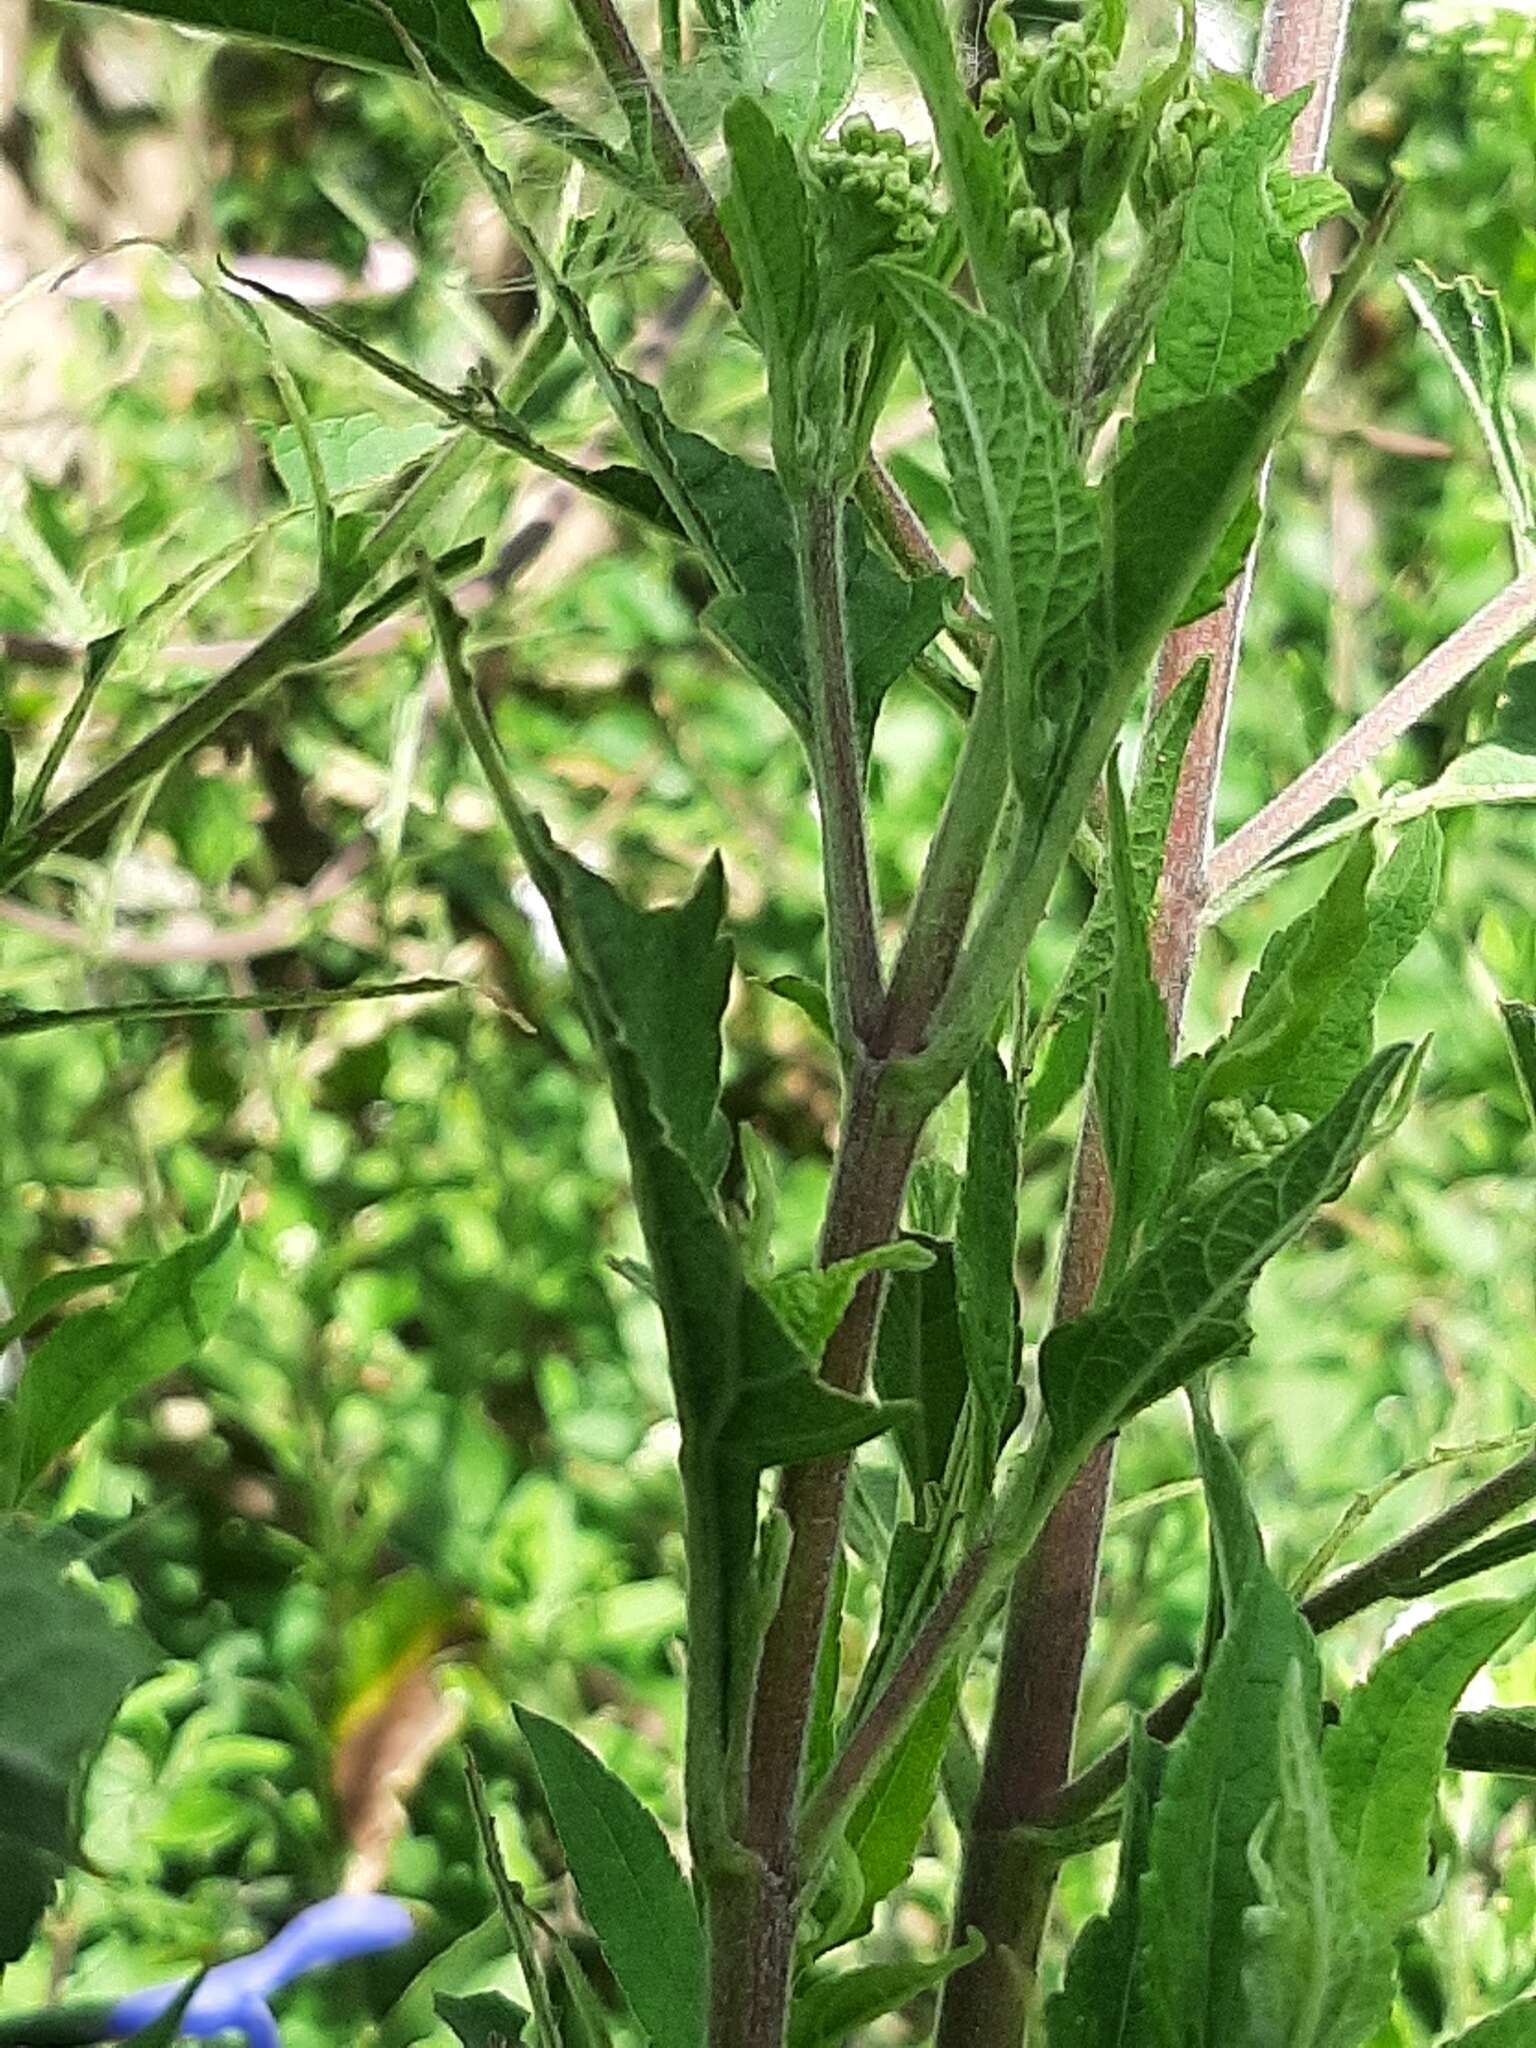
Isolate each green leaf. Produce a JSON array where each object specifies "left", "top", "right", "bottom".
[
  {"left": 1173, "top": 491, "right": 1261, "bottom": 627},
  {"left": 1134, "top": 1573, "right": 1320, "bottom": 2047},
  {"left": 1040, "top": 1044, "right": 1418, "bottom": 1472},
  {"left": 1447, "top": 1705, "right": 1536, "bottom": 1778},
  {"left": 117, "top": 1978, "right": 205, "bottom": 2047},
  {"left": 62, "top": 0, "right": 627, "bottom": 187},
  {"left": 1400, "top": 263, "right": 1534, "bottom": 544},
  {"left": 1499, "top": 1001, "right": 1536, "bottom": 1133},
  {"left": 435, "top": 1991, "right": 530, "bottom": 2047},
  {"left": 1047, "top": 1718, "right": 1165, "bottom": 2048},
  {"left": 1096, "top": 769, "right": 1176, "bottom": 1278},
  {"left": 841, "top": 1667, "right": 959, "bottom": 1936},
  {"left": 786, "top": 1928, "right": 985, "bottom": 2048},
  {"left": 878, "top": 266, "right": 1103, "bottom": 794},
  {"left": 1323, "top": 1598, "right": 1533, "bottom": 1933},
  {"left": 264, "top": 416, "right": 447, "bottom": 508},
  {"left": 736, "top": 0, "right": 863, "bottom": 142},
  {"left": 0, "top": 731, "right": 13, "bottom": 846},
  {"left": 873, "top": 1238, "right": 970, "bottom": 1495},
  {"left": 0, "top": 1262, "right": 141, "bottom": 1354},
  {"left": 1241, "top": 1666, "right": 1397, "bottom": 2048},
  {"left": 1437, "top": 1999, "right": 1536, "bottom": 2045},
  {"left": 1190, "top": 1387, "right": 1265, "bottom": 1606},
  {"left": 955, "top": 1050, "right": 1021, "bottom": 1448},
  {"left": 5, "top": 1210, "right": 242, "bottom": 1506},
  {"left": 513, "top": 1708, "right": 704, "bottom": 2048},
  {"left": 724, "top": 1369, "right": 910, "bottom": 1470},
  {"left": 763, "top": 1241, "right": 934, "bottom": 1359},
  {"left": 764, "top": 973, "right": 834, "bottom": 1041},
  {"left": 1199, "top": 820, "right": 1443, "bottom": 1120},
  {"left": 0, "top": 1526, "right": 158, "bottom": 1964},
  {"left": 722, "top": 99, "right": 817, "bottom": 416}
]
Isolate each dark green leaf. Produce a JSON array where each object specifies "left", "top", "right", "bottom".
[
  {"left": 5, "top": 1210, "right": 242, "bottom": 1506},
  {"left": 1241, "top": 1666, "right": 1397, "bottom": 2048},
  {"left": 878, "top": 266, "right": 1103, "bottom": 792},
  {"left": 1448, "top": 1705, "right": 1536, "bottom": 1779},
  {"left": 955, "top": 1051, "right": 1021, "bottom": 1448},
  {"left": 0, "top": 1526, "right": 158, "bottom": 1963},
  {"left": 873, "top": 1239, "right": 969, "bottom": 1495},
  {"left": 1500, "top": 1001, "right": 1536, "bottom": 1132},
  {"left": 435, "top": 1990, "right": 530, "bottom": 2047},
  {"left": 1173, "top": 492, "right": 1260, "bottom": 627},
  {"left": 722, "top": 99, "right": 816, "bottom": 394},
  {"left": 786, "top": 1928, "right": 984, "bottom": 2048},
  {"left": 62, "top": 0, "right": 625, "bottom": 184},
  {"left": 117, "top": 1977, "right": 205, "bottom": 2046},
  {"left": 0, "top": 731, "right": 14, "bottom": 845},
  {"left": 1047, "top": 1718, "right": 1165, "bottom": 2048},
  {"left": 1040, "top": 1045, "right": 1418, "bottom": 1472},
  {"left": 0, "top": 1262, "right": 140, "bottom": 1354},
  {"left": 724, "top": 1370, "right": 909, "bottom": 1470},
  {"left": 1190, "top": 1388, "right": 1265, "bottom": 1607},
  {"left": 764, "top": 973, "right": 834, "bottom": 1041},
  {"left": 1323, "top": 1598, "right": 1532, "bottom": 1933},
  {"left": 513, "top": 1708, "right": 704, "bottom": 2048}
]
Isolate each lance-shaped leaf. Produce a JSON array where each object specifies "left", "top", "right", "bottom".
[
  {"left": 62, "top": 0, "right": 627, "bottom": 186},
  {"left": 1040, "top": 1043, "right": 1419, "bottom": 1473},
  {"left": 514, "top": 1708, "right": 703, "bottom": 2048},
  {"left": 722, "top": 98, "right": 817, "bottom": 398},
  {"left": 955, "top": 1051, "right": 1021, "bottom": 1453},
  {"left": 1095, "top": 769, "right": 1176, "bottom": 1278},
  {"left": 1046, "top": 1718, "right": 1166, "bottom": 2048},
  {"left": 0, "top": 1527, "right": 158, "bottom": 1964},
  {"left": 435, "top": 1992, "right": 530, "bottom": 2047},
  {"left": 787, "top": 1928, "right": 984, "bottom": 2048},
  {"left": 1323, "top": 1598, "right": 1533, "bottom": 1933},
  {"left": 877, "top": 265, "right": 1104, "bottom": 793},
  {"left": 1401, "top": 262, "right": 1534, "bottom": 546},
  {"left": 839, "top": 1668, "right": 959, "bottom": 1939},
  {"left": 1134, "top": 1579, "right": 1320, "bottom": 2046},
  {"left": 1501, "top": 1000, "right": 1536, "bottom": 1131},
  {"left": 873, "top": 1238, "right": 970, "bottom": 1496},
  {"left": 1198, "top": 818, "right": 1443, "bottom": 1120},
  {"left": 5, "top": 1210, "right": 242, "bottom": 1507},
  {"left": 1240, "top": 1666, "right": 1397, "bottom": 2048},
  {"left": 1438, "top": 1999, "right": 1536, "bottom": 2045}
]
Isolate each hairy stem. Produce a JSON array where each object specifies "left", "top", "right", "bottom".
[{"left": 935, "top": 5, "right": 1361, "bottom": 2036}]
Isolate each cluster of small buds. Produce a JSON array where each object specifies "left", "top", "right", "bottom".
[
  {"left": 1006, "top": 198, "right": 1073, "bottom": 305},
  {"left": 809, "top": 113, "right": 944, "bottom": 259},
  {"left": 1207, "top": 1097, "right": 1313, "bottom": 1160},
  {"left": 983, "top": 6, "right": 1120, "bottom": 223},
  {"left": 1131, "top": 90, "right": 1231, "bottom": 223}
]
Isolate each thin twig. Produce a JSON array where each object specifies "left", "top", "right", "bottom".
[{"left": 1205, "top": 568, "right": 1536, "bottom": 902}]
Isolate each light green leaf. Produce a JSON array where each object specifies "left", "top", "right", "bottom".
[
  {"left": 763, "top": 1240, "right": 933, "bottom": 1358},
  {"left": 434, "top": 1992, "right": 529, "bottom": 2048},
  {"left": 5, "top": 1211, "right": 242, "bottom": 1506},
  {"left": 1134, "top": 1582, "right": 1319, "bottom": 2047},
  {"left": 736, "top": 0, "right": 864, "bottom": 145},
  {"left": 264, "top": 416, "right": 447, "bottom": 509},
  {"left": 1047, "top": 1718, "right": 1165, "bottom": 2048},
  {"left": 61, "top": 0, "right": 627, "bottom": 186},
  {"left": 1241, "top": 1666, "right": 1398, "bottom": 2048},
  {"left": 787, "top": 1928, "right": 984, "bottom": 2048},
  {"left": 955, "top": 1050, "right": 1021, "bottom": 1448},
  {"left": 1040, "top": 1044, "right": 1418, "bottom": 1472},
  {"left": 841, "top": 1668, "right": 959, "bottom": 1935},
  {"left": 1500, "top": 1001, "right": 1536, "bottom": 1133},
  {"left": 1400, "top": 263, "right": 1534, "bottom": 546},
  {"left": 0, "top": 1263, "right": 140, "bottom": 1354},
  {"left": 1200, "top": 818, "right": 1443, "bottom": 1120},
  {"left": 513, "top": 1708, "right": 704, "bottom": 2048},
  {"left": 1096, "top": 768, "right": 1176, "bottom": 1278},
  {"left": 877, "top": 265, "right": 1103, "bottom": 794},
  {"left": 0, "top": 1526, "right": 158, "bottom": 1964},
  {"left": 1324, "top": 1598, "right": 1533, "bottom": 1933},
  {"left": 1437, "top": 1998, "right": 1536, "bottom": 2045}
]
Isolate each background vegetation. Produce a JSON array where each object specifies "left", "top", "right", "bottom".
[{"left": 2, "top": 0, "right": 1536, "bottom": 2038}]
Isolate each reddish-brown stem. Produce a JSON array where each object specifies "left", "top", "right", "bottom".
[{"left": 935, "top": 8, "right": 1359, "bottom": 2039}]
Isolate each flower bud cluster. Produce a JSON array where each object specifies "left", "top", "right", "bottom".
[
  {"left": 1131, "top": 90, "right": 1231, "bottom": 223},
  {"left": 809, "top": 113, "right": 944, "bottom": 263},
  {"left": 1207, "top": 1096, "right": 1312, "bottom": 1161}
]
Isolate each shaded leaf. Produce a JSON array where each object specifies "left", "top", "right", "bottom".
[
  {"left": 955, "top": 1051, "right": 1020, "bottom": 1449},
  {"left": 435, "top": 1991, "right": 529, "bottom": 2047},
  {"left": 513, "top": 1709, "right": 704, "bottom": 2048},
  {"left": 1500, "top": 1001, "right": 1536, "bottom": 1132},
  {"left": 1449, "top": 1704, "right": 1536, "bottom": 1779},
  {"left": 1040, "top": 1045, "right": 1418, "bottom": 1471},
  {"left": 1324, "top": 1598, "right": 1532, "bottom": 1932},
  {"left": 787, "top": 1928, "right": 984, "bottom": 2048},
  {"left": 724, "top": 1370, "right": 909, "bottom": 1470},
  {"left": 873, "top": 1238, "right": 969, "bottom": 1495}
]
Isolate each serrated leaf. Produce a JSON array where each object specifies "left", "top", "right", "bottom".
[
  {"left": 1241, "top": 1665, "right": 1397, "bottom": 2048},
  {"left": 513, "top": 1708, "right": 704, "bottom": 2048},
  {"left": 878, "top": 265, "right": 1104, "bottom": 794},
  {"left": 763, "top": 1241, "right": 933, "bottom": 1358},
  {"left": 1324, "top": 1598, "right": 1533, "bottom": 1933},
  {"left": 736, "top": 0, "right": 863, "bottom": 141},
  {"left": 1047, "top": 1718, "right": 1166, "bottom": 2048},
  {"left": 1401, "top": 263, "right": 1534, "bottom": 544},
  {"left": 722, "top": 98, "right": 817, "bottom": 400},
  {"left": 873, "top": 1238, "right": 969, "bottom": 1495},
  {"left": 435, "top": 1991, "right": 529, "bottom": 2047},
  {"left": 1096, "top": 769, "right": 1176, "bottom": 1277},
  {"left": 1040, "top": 1045, "right": 1417, "bottom": 1471},
  {"left": 1500, "top": 1001, "right": 1536, "bottom": 1133},
  {"left": 1134, "top": 1573, "right": 1320, "bottom": 2048},
  {"left": 0, "top": 1526, "right": 158, "bottom": 1963},
  {"left": 1201, "top": 819, "right": 1443, "bottom": 1120},
  {"left": 5, "top": 1211, "right": 242, "bottom": 1506},
  {"left": 787, "top": 1928, "right": 984, "bottom": 2048},
  {"left": 955, "top": 1051, "right": 1020, "bottom": 1449}
]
